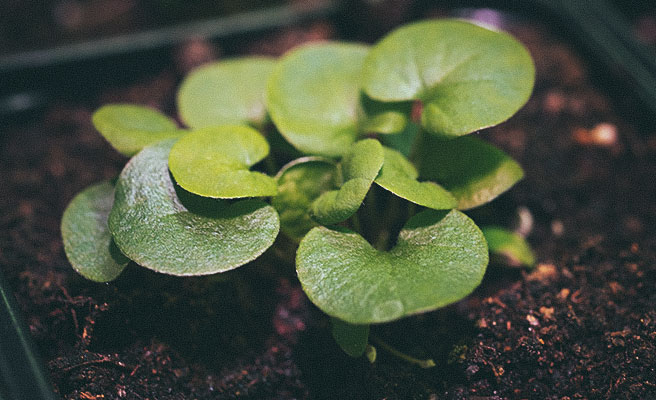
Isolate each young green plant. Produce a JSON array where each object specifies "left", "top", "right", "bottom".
[{"left": 61, "top": 19, "right": 536, "bottom": 364}]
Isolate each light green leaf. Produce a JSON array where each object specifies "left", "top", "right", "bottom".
[
  {"left": 417, "top": 135, "right": 524, "bottom": 209},
  {"left": 297, "top": 209, "right": 488, "bottom": 324},
  {"left": 92, "top": 104, "right": 186, "bottom": 156},
  {"left": 168, "top": 125, "right": 277, "bottom": 198},
  {"left": 109, "top": 139, "right": 280, "bottom": 276},
  {"left": 272, "top": 157, "right": 338, "bottom": 240},
  {"left": 267, "top": 42, "right": 369, "bottom": 157},
  {"left": 311, "top": 139, "right": 384, "bottom": 225},
  {"left": 374, "top": 147, "right": 456, "bottom": 210},
  {"left": 61, "top": 181, "right": 129, "bottom": 282},
  {"left": 362, "top": 19, "right": 535, "bottom": 137},
  {"left": 481, "top": 226, "right": 535, "bottom": 267},
  {"left": 177, "top": 57, "right": 275, "bottom": 128},
  {"left": 331, "top": 317, "right": 370, "bottom": 358}
]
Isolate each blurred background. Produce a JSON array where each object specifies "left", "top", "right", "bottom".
[{"left": 1, "top": 0, "right": 655, "bottom": 123}]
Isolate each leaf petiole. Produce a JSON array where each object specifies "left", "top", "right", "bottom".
[{"left": 369, "top": 334, "right": 436, "bottom": 368}]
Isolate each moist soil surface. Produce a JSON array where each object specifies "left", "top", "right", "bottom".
[{"left": 2, "top": 13, "right": 656, "bottom": 400}]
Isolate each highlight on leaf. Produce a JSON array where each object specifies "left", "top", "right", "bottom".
[{"left": 168, "top": 125, "right": 277, "bottom": 199}]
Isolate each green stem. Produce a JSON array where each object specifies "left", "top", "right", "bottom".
[{"left": 369, "top": 335, "right": 436, "bottom": 369}]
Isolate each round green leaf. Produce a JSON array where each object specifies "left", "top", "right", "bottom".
[
  {"left": 362, "top": 19, "right": 535, "bottom": 137},
  {"left": 272, "top": 157, "right": 339, "bottom": 240},
  {"left": 168, "top": 125, "right": 277, "bottom": 199},
  {"left": 177, "top": 57, "right": 275, "bottom": 128},
  {"left": 297, "top": 209, "right": 488, "bottom": 324},
  {"left": 267, "top": 42, "right": 369, "bottom": 156},
  {"left": 331, "top": 317, "right": 370, "bottom": 358},
  {"left": 417, "top": 135, "right": 524, "bottom": 210},
  {"left": 374, "top": 147, "right": 456, "bottom": 210},
  {"left": 109, "top": 139, "right": 280, "bottom": 276},
  {"left": 481, "top": 226, "right": 535, "bottom": 267},
  {"left": 92, "top": 104, "right": 186, "bottom": 156},
  {"left": 61, "top": 181, "right": 129, "bottom": 282},
  {"left": 311, "top": 139, "right": 384, "bottom": 225}
]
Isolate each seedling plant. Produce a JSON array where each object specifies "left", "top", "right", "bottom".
[{"left": 61, "top": 19, "right": 536, "bottom": 363}]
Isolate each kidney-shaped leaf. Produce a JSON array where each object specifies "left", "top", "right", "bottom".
[
  {"left": 177, "top": 57, "right": 275, "bottom": 128},
  {"left": 61, "top": 181, "right": 130, "bottom": 282},
  {"left": 272, "top": 157, "right": 339, "bottom": 240},
  {"left": 482, "top": 226, "right": 535, "bottom": 267},
  {"left": 168, "top": 125, "right": 277, "bottom": 198},
  {"left": 362, "top": 19, "right": 535, "bottom": 137},
  {"left": 297, "top": 209, "right": 488, "bottom": 324},
  {"left": 92, "top": 104, "right": 186, "bottom": 156},
  {"left": 374, "top": 147, "right": 456, "bottom": 210},
  {"left": 109, "top": 139, "right": 279, "bottom": 276},
  {"left": 417, "top": 135, "right": 523, "bottom": 209},
  {"left": 311, "top": 139, "right": 384, "bottom": 225},
  {"left": 267, "top": 42, "right": 369, "bottom": 157}
]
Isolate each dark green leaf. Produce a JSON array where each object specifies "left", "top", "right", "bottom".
[
  {"left": 109, "top": 139, "right": 279, "bottom": 276},
  {"left": 296, "top": 209, "right": 488, "bottom": 324},
  {"left": 362, "top": 19, "right": 535, "bottom": 137},
  {"left": 331, "top": 317, "right": 370, "bottom": 357},
  {"left": 417, "top": 135, "right": 524, "bottom": 209},
  {"left": 272, "top": 157, "right": 338, "bottom": 240},
  {"left": 61, "top": 181, "right": 129, "bottom": 282}
]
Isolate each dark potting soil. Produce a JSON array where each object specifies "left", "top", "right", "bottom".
[{"left": 1, "top": 16, "right": 656, "bottom": 400}]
